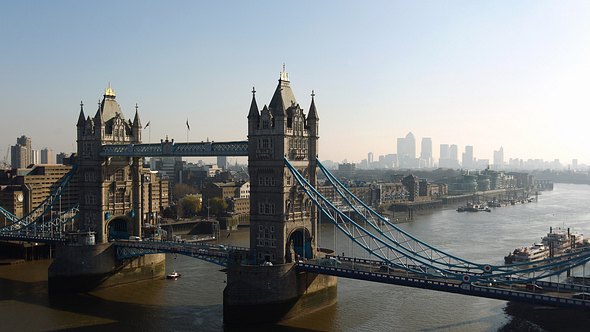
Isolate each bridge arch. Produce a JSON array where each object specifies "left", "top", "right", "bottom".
[
  {"left": 106, "top": 215, "right": 131, "bottom": 241},
  {"left": 286, "top": 227, "right": 312, "bottom": 263}
]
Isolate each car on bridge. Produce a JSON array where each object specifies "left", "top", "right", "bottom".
[
  {"left": 525, "top": 283, "right": 543, "bottom": 292},
  {"left": 572, "top": 292, "right": 590, "bottom": 300},
  {"left": 318, "top": 257, "right": 341, "bottom": 267}
]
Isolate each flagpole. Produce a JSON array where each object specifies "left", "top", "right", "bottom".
[
  {"left": 144, "top": 121, "right": 151, "bottom": 143},
  {"left": 186, "top": 118, "right": 190, "bottom": 142}
]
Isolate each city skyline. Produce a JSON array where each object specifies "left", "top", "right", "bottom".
[
  {"left": 2, "top": 2, "right": 590, "bottom": 164},
  {"left": 3, "top": 131, "right": 580, "bottom": 171}
]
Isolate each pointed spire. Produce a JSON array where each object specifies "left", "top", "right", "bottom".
[
  {"left": 94, "top": 97, "right": 104, "bottom": 125},
  {"left": 77, "top": 101, "right": 86, "bottom": 127},
  {"left": 248, "top": 86, "right": 259, "bottom": 119},
  {"left": 308, "top": 90, "right": 319, "bottom": 120},
  {"left": 133, "top": 102, "right": 142, "bottom": 127},
  {"left": 269, "top": 65, "right": 296, "bottom": 117},
  {"left": 94, "top": 107, "right": 102, "bottom": 121},
  {"left": 104, "top": 82, "right": 116, "bottom": 98}
]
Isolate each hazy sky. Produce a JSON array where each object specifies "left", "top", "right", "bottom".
[{"left": 1, "top": 1, "right": 589, "bottom": 165}]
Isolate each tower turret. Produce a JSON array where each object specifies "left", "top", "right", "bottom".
[
  {"left": 132, "top": 103, "right": 142, "bottom": 143},
  {"left": 77, "top": 101, "right": 86, "bottom": 127},
  {"left": 94, "top": 100, "right": 104, "bottom": 139},
  {"left": 77, "top": 101, "right": 86, "bottom": 137},
  {"left": 247, "top": 87, "right": 259, "bottom": 135},
  {"left": 307, "top": 91, "right": 319, "bottom": 177}
]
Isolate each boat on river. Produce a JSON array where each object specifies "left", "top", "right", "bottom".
[
  {"left": 504, "top": 243, "right": 549, "bottom": 264},
  {"left": 167, "top": 271, "right": 181, "bottom": 279},
  {"left": 505, "top": 226, "right": 587, "bottom": 264},
  {"left": 457, "top": 202, "right": 491, "bottom": 212}
]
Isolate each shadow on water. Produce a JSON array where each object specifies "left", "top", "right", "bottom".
[
  {"left": 1, "top": 276, "right": 216, "bottom": 331},
  {"left": 500, "top": 302, "right": 590, "bottom": 332},
  {"left": 0, "top": 271, "right": 331, "bottom": 332}
]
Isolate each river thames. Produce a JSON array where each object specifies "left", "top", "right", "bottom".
[{"left": 2, "top": 183, "right": 590, "bottom": 331}]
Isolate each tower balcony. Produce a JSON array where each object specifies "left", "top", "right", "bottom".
[{"left": 289, "top": 148, "right": 308, "bottom": 160}]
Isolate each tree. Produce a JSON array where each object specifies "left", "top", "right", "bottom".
[
  {"left": 179, "top": 195, "right": 201, "bottom": 217},
  {"left": 162, "top": 206, "right": 177, "bottom": 219},
  {"left": 208, "top": 197, "right": 228, "bottom": 217}
]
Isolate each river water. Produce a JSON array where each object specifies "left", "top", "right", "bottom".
[{"left": 2, "top": 183, "right": 590, "bottom": 331}]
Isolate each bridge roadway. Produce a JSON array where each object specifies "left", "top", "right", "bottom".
[
  {"left": 113, "top": 240, "right": 250, "bottom": 266},
  {"left": 3, "top": 232, "right": 590, "bottom": 309},
  {"left": 296, "top": 255, "right": 590, "bottom": 310},
  {"left": 110, "top": 242, "right": 590, "bottom": 309},
  {"left": 0, "top": 232, "right": 67, "bottom": 244}
]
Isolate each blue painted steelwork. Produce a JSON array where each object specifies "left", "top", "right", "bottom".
[
  {"left": 0, "top": 165, "right": 78, "bottom": 232},
  {"left": 99, "top": 141, "right": 248, "bottom": 157},
  {"left": 0, "top": 165, "right": 79, "bottom": 243},
  {"left": 0, "top": 205, "right": 78, "bottom": 243},
  {"left": 296, "top": 259, "right": 590, "bottom": 309},
  {"left": 315, "top": 159, "right": 590, "bottom": 282},
  {"left": 285, "top": 158, "right": 590, "bottom": 285}
]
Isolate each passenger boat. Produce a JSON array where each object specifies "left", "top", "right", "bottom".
[
  {"left": 504, "top": 243, "right": 549, "bottom": 264},
  {"left": 505, "top": 227, "right": 587, "bottom": 264},
  {"left": 167, "top": 271, "right": 181, "bottom": 279},
  {"left": 542, "top": 226, "right": 585, "bottom": 256}
]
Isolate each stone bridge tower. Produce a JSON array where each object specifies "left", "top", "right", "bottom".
[
  {"left": 247, "top": 68, "right": 319, "bottom": 264},
  {"left": 225, "top": 69, "right": 335, "bottom": 325},
  {"left": 76, "top": 85, "right": 144, "bottom": 243}
]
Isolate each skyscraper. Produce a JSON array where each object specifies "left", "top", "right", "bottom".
[
  {"left": 217, "top": 155, "right": 228, "bottom": 170},
  {"left": 493, "top": 147, "right": 504, "bottom": 170},
  {"left": 420, "top": 137, "right": 432, "bottom": 168},
  {"left": 462, "top": 145, "right": 474, "bottom": 169},
  {"left": 30, "top": 149, "right": 40, "bottom": 165},
  {"left": 450, "top": 144, "right": 459, "bottom": 168},
  {"left": 10, "top": 135, "right": 32, "bottom": 169},
  {"left": 41, "top": 148, "right": 55, "bottom": 164},
  {"left": 439, "top": 144, "right": 450, "bottom": 168},
  {"left": 397, "top": 132, "right": 416, "bottom": 168}
]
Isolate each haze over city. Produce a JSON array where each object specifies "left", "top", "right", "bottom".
[{"left": 1, "top": 1, "right": 590, "bottom": 165}]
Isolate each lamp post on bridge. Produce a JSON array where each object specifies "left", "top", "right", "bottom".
[{"left": 206, "top": 198, "right": 210, "bottom": 220}]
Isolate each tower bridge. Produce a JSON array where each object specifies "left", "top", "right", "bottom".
[{"left": 1, "top": 69, "right": 590, "bottom": 325}]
